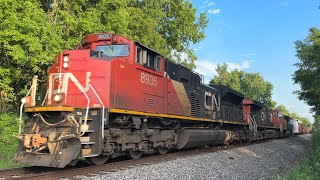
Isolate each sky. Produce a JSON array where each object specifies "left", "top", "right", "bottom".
[{"left": 190, "top": 0, "right": 320, "bottom": 123}]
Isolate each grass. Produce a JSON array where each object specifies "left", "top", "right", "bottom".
[
  {"left": 274, "top": 131, "right": 320, "bottom": 180},
  {"left": 0, "top": 113, "right": 22, "bottom": 170}
]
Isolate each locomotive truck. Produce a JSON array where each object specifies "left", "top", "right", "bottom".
[{"left": 15, "top": 33, "right": 301, "bottom": 168}]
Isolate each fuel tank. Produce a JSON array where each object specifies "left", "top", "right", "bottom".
[{"left": 177, "top": 129, "right": 234, "bottom": 149}]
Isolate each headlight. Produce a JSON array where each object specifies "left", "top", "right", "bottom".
[
  {"left": 54, "top": 94, "right": 62, "bottom": 102},
  {"left": 63, "top": 62, "right": 69, "bottom": 68},
  {"left": 63, "top": 55, "right": 69, "bottom": 62},
  {"left": 21, "top": 97, "right": 27, "bottom": 104}
]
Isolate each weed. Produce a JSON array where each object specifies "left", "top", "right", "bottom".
[
  {"left": 0, "top": 113, "right": 20, "bottom": 169},
  {"left": 274, "top": 131, "right": 320, "bottom": 179}
]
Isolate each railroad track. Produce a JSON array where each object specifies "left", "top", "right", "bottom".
[{"left": 0, "top": 139, "right": 269, "bottom": 180}]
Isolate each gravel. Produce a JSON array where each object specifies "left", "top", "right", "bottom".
[{"left": 90, "top": 134, "right": 311, "bottom": 180}]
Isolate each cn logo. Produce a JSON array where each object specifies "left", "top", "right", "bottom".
[{"left": 140, "top": 72, "right": 157, "bottom": 86}]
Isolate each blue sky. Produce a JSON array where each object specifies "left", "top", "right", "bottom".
[{"left": 191, "top": 0, "right": 320, "bottom": 122}]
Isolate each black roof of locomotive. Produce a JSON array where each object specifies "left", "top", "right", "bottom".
[
  {"left": 251, "top": 100, "right": 264, "bottom": 110},
  {"left": 212, "top": 85, "right": 244, "bottom": 105},
  {"left": 135, "top": 42, "right": 162, "bottom": 56},
  {"left": 203, "top": 84, "right": 220, "bottom": 94}
]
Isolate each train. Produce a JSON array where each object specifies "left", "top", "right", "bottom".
[{"left": 15, "top": 33, "right": 310, "bottom": 168}]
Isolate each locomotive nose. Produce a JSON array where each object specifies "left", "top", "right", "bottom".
[
  {"left": 15, "top": 136, "right": 81, "bottom": 168},
  {"left": 15, "top": 113, "right": 82, "bottom": 168}
]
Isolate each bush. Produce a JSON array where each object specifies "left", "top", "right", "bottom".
[
  {"left": 274, "top": 131, "right": 320, "bottom": 179},
  {"left": 0, "top": 113, "right": 20, "bottom": 169}
]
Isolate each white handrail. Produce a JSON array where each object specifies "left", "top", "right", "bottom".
[
  {"left": 66, "top": 73, "right": 90, "bottom": 137},
  {"left": 41, "top": 89, "right": 48, "bottom": 106},
  {"left": 19, "top": 86, "right": 32, "bottom": 135},
  {"left": 21, "top": 73, "right": 103, "bottom": 139},
  {"left": 252, "top": 115, "right": 257, "bottom": 135},
  {"left": 89, "top": 84, "right": 105, "bottom": 139}
]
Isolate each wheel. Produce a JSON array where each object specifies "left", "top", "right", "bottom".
[
  {"left": 157, "top": 148, "right": 170, "bottom": 155},
  {"left": 88, "top": 155, "right": 110, "bottom": 165},
  {"left": 127, "top": 150, "right": 143, "bottom": 159}
]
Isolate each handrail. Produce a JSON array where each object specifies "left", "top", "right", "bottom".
[
  {"left": 251, "top": 115, "right": 257, "bottom": 135},
  {"left": 89, "top": 84, "right": 105, "bottom": 139},
  {"left": 20, "top": 73, "right": 104, "bottom": 138},
  {"left": 19, "top": 86, "right": 32, "bottom": 135},
  {"left": 245, "top": 112, "right": 253, "bottom": 131},
  {"left": 65, "top": 73, "right": 90, "bottom": 137},
  {"left": 41, "top": 89, "right": 48, "bottom": 106}
]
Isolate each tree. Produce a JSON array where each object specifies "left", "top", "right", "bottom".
[
  {"left": 276, "top": 105, "right": 311, "bottom": 127},
  {"left": 41, "top": 0, "right": 208, "bottom": 69},
  {"left": 313, "top": 115, "right": 320, "bottom": 130},
  {"left": 293, "top": 27, "right": 320, "bottom": 115},
  {"left": 0, "top": 0, "right": 61, "bottom": 110},
  {"left": 276, "top": 105, "right": 290, "bottom": 115},
  {"left": 210, "top": 63, "right": 274, "bottom": 108}
]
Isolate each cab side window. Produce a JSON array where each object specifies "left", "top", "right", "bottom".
[
  {"left": 136, "top": 46, "right": 161, "bottom": 71},
  {"left": 136, "top": 47, "right": 142, "bottom": 64},
  {"left": 155, "top": 56, "right": 161, "bottom": 71},
  {"left": 205, "top": 95, "right": 212, "bottom": 106}
]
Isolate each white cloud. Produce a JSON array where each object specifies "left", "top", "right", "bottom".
[
  {"left": 208, "top": 8, "right": 220, "bottom": 15},
  {"left": 207, "top": 2, "right": 215, "bottom": 7},
  {"left": 195, "top": 60, "right": 250, "bottom": 84},
  {"left": 199, "top": 1, "right": 221, "bottom": 16},
  {"left": 195, "top": 60, "right": 218, "bottom": 77},
  {"left": 200, "top": 0, "right": 215, "bottom": 9},
  {"left": 226, "top": 60, "right": 250, "bottom": 71},
  {"left": 193, "top": 46, "right": 203, "bottom": 51}
]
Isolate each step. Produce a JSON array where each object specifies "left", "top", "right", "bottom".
[
  {"left": 82, "top": 148, "right": 92, "bottom": 156},
  {"left": 83, "top": 154, "right": 100, "bottom": 158},
  {"left": 80, "top": 125, "right": 89, "bottom": 131},
  {"left": 81, "top": 141, "right": 95, "bottom": 145},
  {"left": 80, "top": 136, "right": 90, "bottom": 142},
  {"left": 81, "top": 118, "right": 93, "bottom": 121},
  {"left": 80, "top": 130, "right": 94, "bottom": 133}
]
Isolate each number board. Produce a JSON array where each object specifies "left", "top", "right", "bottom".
[
  {"left": 140, "top": 72, "right": 157, "bottom": 86},
  {"left": 97, "top": 34, "right": 111, "bottom": 39}
]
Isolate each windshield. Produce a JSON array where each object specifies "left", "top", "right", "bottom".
[{"left": 96, "top": 45, "right": 129, "bottom": 57}]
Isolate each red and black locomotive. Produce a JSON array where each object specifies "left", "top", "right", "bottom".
[{"left": 15, "top": 33, "right": 303, "bottom": 168}]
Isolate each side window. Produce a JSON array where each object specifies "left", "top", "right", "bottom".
[
  {"left": 205, "top": 95, "right": 212, "bottom": 106},
  {"left": 136, "top": 47, "right": 142, "bottom": 64},
  {"left": 142, "top": 50, "right": 147, "bottom": 65},
  {"left": 147, "top": 53, "right": 155, "bottom": 68},
  {"left": 136, "top": 46, "right": 162, "bottom": 71},
  {"left": 155, "top": 56, "right": 161, "bottom": 71}
]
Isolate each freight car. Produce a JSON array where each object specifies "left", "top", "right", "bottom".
[{"left": 15, "top": 33, "right": 305, "bottom": 168}]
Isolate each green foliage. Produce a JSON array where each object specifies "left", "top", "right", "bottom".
[
  {"left": 293, "top": 27, "right": 320, "bottom": 115},
  {"left": 276, "top": 105, "right": 290, "bottom": 115},
  {"left": 41, "top": 0, "right": 207, "bottom": 69},
  {"left": 0, "top": 113, "right": 20, "bottom": 169},
  {"left": 291, "top": 114, "right": 312, "bottom": 128},
  {"left": 0, "top": 0, "right": 207, "bottom": 113},
  {"left": 274, "top": 131, "right": 320, "bottom": 179},
  {"left": 276, "top": 105, "right": 311, "bottom": 127},
  {"left": 209, "top": 63, "right": 274, "bottom": 108},
  {"left": 0, "top": 0, "right": 62, "bottom": 110}
]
